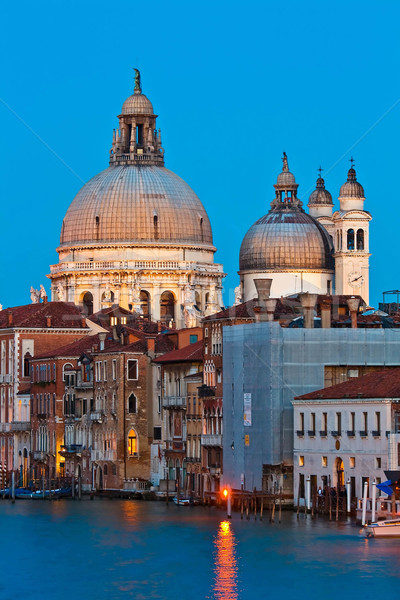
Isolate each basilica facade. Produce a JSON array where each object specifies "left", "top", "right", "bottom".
[{"left": 48, "top": 73, "right": 225, "bottom": 328}]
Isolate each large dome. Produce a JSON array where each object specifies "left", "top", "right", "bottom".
[
  {"left": 60, "top": 165, "right": 213, "bottom": 247},
  {"left": 239, "top": 210, "right": 334, "bottom": 271}
]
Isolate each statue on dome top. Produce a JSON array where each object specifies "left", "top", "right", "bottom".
[
  {"left": 133, "top": 68, "right": 141, "bottom": 93},
  {"left": 282, "top": 151, "right": 289, "bottom": 171}
]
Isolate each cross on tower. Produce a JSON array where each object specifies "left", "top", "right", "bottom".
[
  {"left": 318, "top": 166, "right": 323, "bottom": 177},
  {"left": 349, "top": 156, "right": 355, "bottom": 167}
]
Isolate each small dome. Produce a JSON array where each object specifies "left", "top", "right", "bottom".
[
  {"left": 121, "top": 92, "right": 154, "bottom": 115},
  {"left": 277, "top": 170, "right": 296, "bottom": 186},
  {"left": 308, "top": 176, "right": 333, "bottom": 206},
  {"left": 239, "top": 210, "right": 334, "bottom": 272},
  {"left": 339, "top": 167, "right": 364, "bottom": 198}
]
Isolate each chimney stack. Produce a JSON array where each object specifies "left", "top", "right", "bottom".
[
  {"left": 146, "top": 336, "right": 156, "bottom": 353},
  {"left": 265, "top": 298, "right": 277, "bottom": 322},
  {"left": 347, "top": 297, "right": 360, "bottom": 329},
  {"left": 46, "top": 316, "right": 52, "bottom": 328},
  {"left": 81, "top": 317, "right": 86, "bottom": 328},
  {"left": 299, "top": 293, "right": 319, "bottom": 329},
  {"left": 99, "top": 332, "right": 107, "bottom": 351},
  {"left": 254, "top": 279, "right": 273, "bottom": 309},
  {"left": 7, "top": 311, "right": 12, "bottom": 327},
  {"left": 320, "top": 297, "right": 332, "bottom": 329}
]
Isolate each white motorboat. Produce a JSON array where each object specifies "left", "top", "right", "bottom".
[{"left": 365, "top": 519, "right": 400, "bottom": 538}]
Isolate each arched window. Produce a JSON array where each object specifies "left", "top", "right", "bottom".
[
  {"left": 23, "top": 352, "right": 31, "bottom": 378},
  {"left": 347, "top": 229, "right": 355, "bottom": 250},
  {"left": 82, "top": 292, "right": 93, "bottom": 316},
  {"left": 160, "top": 291, "right": 175, "bottom": 323},
  {"left": 128, "top": 394, "right": 137, "bottom": 414},
  {"left": 195, "top": 291, "right": 201, "bottom": 311},
  {"left": 103, "top": 464, "right": 108, "bottom": 476},
  {"left": 357, "top": 229, "right": 364, "bottom": 250},
  {"left": 127, "top": 429, "right": 138, "bottom": 456},
  {"left": 340, "top": 231, "right": 343, "bottom": 250},
  {"left": 140, "top": 290, "right": 150, "bottom": 320}
]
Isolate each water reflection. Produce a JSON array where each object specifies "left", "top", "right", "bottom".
[{"left": 212, "top": 520, "right": 239, "bottom": 599}]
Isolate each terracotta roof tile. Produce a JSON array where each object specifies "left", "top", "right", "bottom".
[
  {"left": 33, "top": 335, "right": 101, "bottom": 360},
  {"left": 295, "top": 367, "right": 400, "bottom": 400},
  {"left": 153, "top": 340, "right": 203, "bottom": 363},
  {"left": 0, "top": 302, "right": 88, "bottom": 329}
]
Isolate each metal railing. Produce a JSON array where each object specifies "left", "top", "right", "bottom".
[
  {"left": 163, "top": 396, "right": 186, "bottom": 408},
  {"left": 201, "top": 434, "right": 222, "bottom": 447}
]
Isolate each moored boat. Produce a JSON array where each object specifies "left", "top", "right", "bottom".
[{"left": 365, "top": 519, "right": 400, "bottom": 538}]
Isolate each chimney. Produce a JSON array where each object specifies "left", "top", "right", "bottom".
[
  {"left": 299, "top": 293, "right": 319, "bottom": 329},
  {"left": 347, "top": 297, "right": 360, "bottom": 329},
  {"left": 7, "top": 311, "right": 12, "bottom": 327},
  {"left": 254, "top": 278, "right": 273, "bottom": 309},
  {"left": 81, "top": 317, "right": 86, "bottom": 328},
  {"left": 265, "top": 298, "right": 277, "bottom": 322},
  {"left": 320, "top": 297, "right": 332, "bottom": 329},
  {"left": 42, "top": 295, "right": 48, "bottom": 304},
  {"left": 157, "top": 321, "right": 162, "bottom": 332},
  {"left": 99, "top": 332, "right": 107, "bottom": 351},
  {"left": 92, "top": 344, "right": 99, "bottom": 353},
  {"left": 46, "top": 315, "right": 52, "bottom": 328},
  {"left": 146, "top": 336, "right": 156, "bottom": 353}
]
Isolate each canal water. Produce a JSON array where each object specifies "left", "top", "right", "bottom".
[{"left": 0, "top": 499, "right": 399, "bottom": 599}]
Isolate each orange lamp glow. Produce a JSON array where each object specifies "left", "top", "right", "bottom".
[{"left": 222, "top": 488, "right": 228, "bottom": 498}]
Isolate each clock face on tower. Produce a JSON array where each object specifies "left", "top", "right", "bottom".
[{"left": 347, "top": 272, "right": 364, "bottom": 288}]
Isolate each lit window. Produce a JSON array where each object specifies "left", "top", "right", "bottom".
[
  {"left": 128, "top": 429, "right": 138, "bottom": 456},
  {"left": 350, "top": 457, "right": 355, "bottom": 468},
  {"left": 322, "top": 456, "right": 327, "bottom": 467},
  {"left": 127, "top": 359, "right": 138, "bottom": 380},
  {"left": 299, "top": 455, "right": 304, "bottom": 467}
]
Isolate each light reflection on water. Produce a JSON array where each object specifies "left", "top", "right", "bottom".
[
  {"left": 1, "top": 501, "right": 400, "bottom": 599},
  {"left": 212, "top": 520, "right": 239, "bottom": 600}
]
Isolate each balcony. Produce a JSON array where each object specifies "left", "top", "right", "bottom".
[
  {"left": 32, "top": 451, "right": 46, "bottom": 461},
  {"left": 59, "top": 444, "right": 83, "bottom": 455},
  {"left": 165, "top": 440, "right": 186, "bottom": 453},
  {"left": 90, "top": 411, "right": 103, "bottom": 423},
  {"left": 186, "top": 457, "right": 201, "bottom": 463},
  {"left": 201, "top": 434, "right": 222, "bottom": 447},
  {"left": 11, "top": 421, "right": 31, "bottom": 432},
  {"left": 162, "top": 396, "right": 186, "bottom": 408},
  {"left": 0, "top": 423, "right": 11, "bottom": 433},
  {"left": 75, "top": 380, "right": 93, "bottom": 389}
]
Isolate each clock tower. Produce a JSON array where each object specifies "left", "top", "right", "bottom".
[{"left": 333, "top": 161, "right": 371, "bottom": 304}]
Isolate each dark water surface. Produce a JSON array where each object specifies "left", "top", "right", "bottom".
[{"left": 0, "top": 499, "right": 399, "bottom": 599}]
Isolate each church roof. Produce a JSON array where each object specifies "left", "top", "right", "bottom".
[{"left": 0, "top": 302, "right": 88, "bottom": 330}]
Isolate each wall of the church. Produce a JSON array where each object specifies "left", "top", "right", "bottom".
[{"left": 242, "top": 271, "right": 334, "bottom": 302}]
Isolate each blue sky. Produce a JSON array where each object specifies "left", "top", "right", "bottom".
[{"left": 1, "top": 0, "right": 399, "bottom": 309}]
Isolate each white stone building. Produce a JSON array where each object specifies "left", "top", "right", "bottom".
[{"left": 292, "top": 368, "right": 400, "bottom": 500}]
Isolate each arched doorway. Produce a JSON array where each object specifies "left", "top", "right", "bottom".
[
  {"left": 334, "top": 457, "right": 344, "bottom": 488},
  {"left": 160, "top": 291, "right": 175, "bottom": 323},
  {"left": 82, "top": 292, "right": 94, "bottom": 316}
]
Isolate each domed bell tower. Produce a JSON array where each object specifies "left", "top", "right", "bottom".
[{"left": 333, "top": 159, "right": 371, "bottom": 304}]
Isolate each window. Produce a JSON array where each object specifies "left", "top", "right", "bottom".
[
  {"left": 320, "top": 412, "right": 328, "bottom": 436},
  {"left": 335, "top": 412, "right": 342, "bottom": 435},
  {"left": 299, "top": 455, "right": 304, "bottom": 467},
  {"left": 127, "top": 359, "right": 138, "bottom": 380},
  {"left": 112, "top": 360, "right": 117, "bottom": 381},
  {"left": 158, "top": 395, "right": 161, "bottom": 414},
  {"left": 349, "top": 457, "right": 355, "bottom": 468},
  {"left": 357, "top": 229, "right": 364, "bottom": 250},
  {"left": 103, "top": 361, "right": 107, "bottom": 381},
  {"left": 361, "top": 412, "right": 368, "bottom": 436},
  {"left": 376, "top": 457, "right": 381, "bottom": 469},
  {"left": 373, "top": 412, "right": 381, "bottom": 436},
  {"left": 217, "top": 369, "right": 222, "bottom": 384},
  {"left": 322, "top": 456, "right": 327, "bottom": 467},
  {"left": 309, "top": 413, "right": 316, "bottom": 435},
  {"left": 153, "top": 426, "right": 162, "bottom": 441},
  {"left": 128, "top": 394, "right": 137, "bottom": 414},
  {"left": 347, "top": 228, "right": 355, "bottom": 250},
  {"left": 128, "top": 429, "right": 138, "bottom": 456},
  {"left": 348, "top": 412, "right": 355, "bottom": 435},
  {"left": 297, "top": 413, "right": 304, "bottom": 435},
  {"left": 190, "top": 335, "right": 198, "bottom": 344},
  {"left": 204, "top": 328, "right": 208, "bottom": 338},
  {"left": 110, "top": 316, "right": 117, "bottom": 326},
  {"left": 397, "top": 443, "right": 400, "bottom": 467}
]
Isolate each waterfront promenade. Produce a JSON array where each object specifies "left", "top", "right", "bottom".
[{"left": 0, "top": 499, "right": 398, "bottom": 599}]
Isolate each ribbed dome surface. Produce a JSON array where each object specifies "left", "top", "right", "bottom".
[
  {"left": 239, "top": 210, "right": 334, "bottom": 271},
  {"left": 308, "top": 177, "right": 333, "bottom": 205},
  {"left": 339, "top": 167, "right": 364, "bottom": 198},
  {"left": 60, "top": 165, "right": 213, "bottom": 247},
  {"left": 277, "top": 171, "right": 296, "bottom": 186},
  {"left": 121, "top": 93, "right": 154, "bottom": 115}
]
